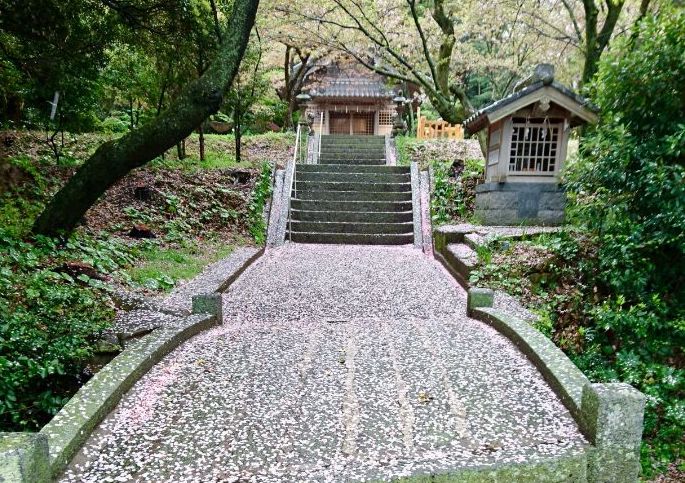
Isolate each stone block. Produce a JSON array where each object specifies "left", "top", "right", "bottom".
[
  {"left": 539, "top": 191, "right": 567, "bottom": 211},
  {"left": 581, "top": 383, "right": 646, "bottom": 482},
  {"left": 537, "top": 209, "right": 565, "bottom": 225},
  {"left": 475, "top": 208, "right": 519, "bottom": 225},
  {"left": 192, "top": 292, "right": 223, "bottom": 323},
  {"left": 467, "top": 288, "right": 494, "bottom": 316},
  {"left": 475, "top": 191, "right": 518, "bottom": 211},
  {"left": 0, "top": 433, "right": 50, "bottom": 483},
  {"left": 475, "top": 182, "right": 567, "bottom": 226}
]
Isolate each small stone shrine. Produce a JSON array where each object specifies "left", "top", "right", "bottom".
[{"left": 464, "top": 64, "right": 598, "bottom": 225}]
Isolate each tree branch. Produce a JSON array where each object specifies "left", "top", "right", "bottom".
[{"left": 33, "top": 0, "right": 260, "bottom": 235}]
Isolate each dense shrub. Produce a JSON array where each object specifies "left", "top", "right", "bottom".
[
  {"left": 565, "top": 8, "right": 685, "bottom": 473},
  {"left": 0, "top": 231, "right": 136, "bottom": 430},
  {"left": 431, "top": 158, "right": 484, "bottom": 224}
]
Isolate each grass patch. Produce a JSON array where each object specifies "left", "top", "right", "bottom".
[
  {"left": 394, "top": 135, "right": 420, "bottom": 166},
  {"left": 127, "top": 240, "right": 234, "bottom": 291}
]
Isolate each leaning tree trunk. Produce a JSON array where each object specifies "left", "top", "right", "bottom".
[
  {"left": 198, "top": 124, "right": 205, "bottom": 162},
  {"left": 32, "top": 0, "right": 260, "bottom": 236}
]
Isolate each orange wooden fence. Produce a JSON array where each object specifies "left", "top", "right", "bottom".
[{"left": 416, "top": 114, "right": 464, "bottom": 140}]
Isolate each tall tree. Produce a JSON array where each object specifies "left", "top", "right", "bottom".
[
  {"left": 225, "top": 31, "right": 269, "bottom": 161},
  {"left": 280, "top": 44, "right": 312, "bottom": 129},
  {"left": 516, "top": 0, "right": 653, "bottom": 85},
  {"left": 282, "top": 0, "right": 470, "bottom": 123},
  {"left": 32, "top": 0, "right": 260, "bottom": 236},
  {"left": 278, "top": 0, "right": 558, "bottom": 123}
]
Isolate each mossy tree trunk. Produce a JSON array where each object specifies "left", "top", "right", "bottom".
[{"left": 32, "top": 0, "right": 260, "bottom": 236}]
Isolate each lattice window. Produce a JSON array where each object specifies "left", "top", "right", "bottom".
[
  {"left": 378, "top": 110, "right": 394, "bottom": 126},
  {"left": 509, "top": 121, "right": 560, "bottom": 174},
  {"left": 352, "top": 112, "right": 375, "bottom": 135}
]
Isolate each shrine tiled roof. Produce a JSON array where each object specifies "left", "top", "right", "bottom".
[
  {"left": 464, "top": 66, "right": 598, "bottom": 135},
  {"left": 309, "top": 79, "right": 396, "bottom": 99}
]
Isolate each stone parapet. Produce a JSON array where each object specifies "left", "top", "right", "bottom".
[{"left": 467, "top": 287, "right": 646, "bottom": 482}]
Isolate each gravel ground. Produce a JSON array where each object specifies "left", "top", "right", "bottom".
[{"left": 61, "top": 244, "right": 586, "bottom": 482}]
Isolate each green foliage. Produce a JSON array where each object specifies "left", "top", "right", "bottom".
[
  {"left": 431, "top": 159, "right": 484, "bottom": 225},
  {"left": 247, "top": 161, "right": 273, "bottom": 244},
  {"left": 0, "top": 230, "right": 136, "bottom": 430},
  {"left": 469, "top": 238, "right": 524, "bottom": 297},
  {"left": 564, "top": 10, "right": 685, "bottom": 473},
  {"left": 473, "top": 16, "right": 685, "bottom": 473},
  {"left": 251, "top": 98, "right": 288, "bottom": 132},
  {"left": 394, "top": 136, "right": 419, "bottom": 166},
  {"left": 0, "top": 156, "right": 51, "bottom": 237},
  {"left": 431, "top": 162, "right": 459, "bottom": 225},
  {"left": 127, "top": 241, "right": 233, "bottom": 292},
  {"left": 395, "top": 137, "right": 485, "bottom": 224},
  {"left": 0, "top": 0, "right": 116, "bottom": 130}
]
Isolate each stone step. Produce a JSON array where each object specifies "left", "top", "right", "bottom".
[
  {"left": 321, "top": 136, "right": 385, "bottom": 144},
  {"left": 294, "top": 181, "right": 410, "bottom": 193},
  {"left": 464, "top": 232, "right": 486, "bottom": 251},
  {"left": 289, "top": 221, "right": 413, "bottom": 235},
  {"left": 290, "top": 209, "right": 413, "bottom": 223},
  {"left": 296, "top": 171, "right": 410, "bottom": 183},
  {"left": 319, "top": 153, "right": 385, "bottom": 160},
  {"left": 319, "top": 144, "right": 386, "bottom": 150},
  {"left": 321, "top": 145, "right": 385, "bottom": 156},
  {"left": 296, "top": 164, "right": 409, "bottom": 174},
  {"left": 291, "top": 199, "right": 412, "bottom": 212},
  {"left": 320, "top": 144, "right": 385, "bottom": 149},
  {"left": 317, "top": 159, "right": 386, "bottom": 165},
  {"left": 287, "top": 232, "right": 413, "bottom": 245},
  {"left": 443, "top": 243, "right": 478, "bottom": 288},
  {"left": 319, "top": 152, "right": 386, "bottom": 160},
  {"left": 295, "top": 190, "right": 412, "bottom": 202}
]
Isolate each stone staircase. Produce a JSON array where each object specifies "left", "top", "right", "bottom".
[{"left": 287, "top": 135, "right": 414, "bottom": 245}]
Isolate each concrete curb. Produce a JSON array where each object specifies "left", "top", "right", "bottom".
[
  {"left": 467, "top": 288, "right": 646, "bottom": 482},
  {"left": 419, "top": 169, "right": 433, "bottom": 255},
  {"left": 270, "top": 158, "right": 295, "bottom": 247},
  {"left": 410, "top": 162, "right": 423, "bottom": 249},
  {"left": 36, "top": 312, "right": 217, "bottom": 480},
  {"left": 385, "top": 135, "right": 397, "bottom": 166},
  {"left": 0, "top": 433, "right": 50, "bottom": 483},
  {"left": 265, "top": 168, "right": 286, "bottom": 248},
  {"left": 216, "top": 247, "right": 264, "bottom": 293}
]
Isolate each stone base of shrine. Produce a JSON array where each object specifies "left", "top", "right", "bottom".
[{"left": 474, "top": 182, "right": 566, "bottom": 226}]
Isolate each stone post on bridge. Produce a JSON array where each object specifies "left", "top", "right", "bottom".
[
  {"left": 581, "top": 383, "right": 646, "bottom": 482},
  {"left": 0, "top": 433, "right": 50, "bottom": 483}
]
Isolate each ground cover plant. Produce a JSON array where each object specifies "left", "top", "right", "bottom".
[
  {"left": 0, "top": 229, "right": 128, "bottom": 429},
  {"left": 0, "top": 131, "right": 289, "bottom": 431},
  {"left": 395, "top": 137, "right": 484, "bottom": 224}
]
